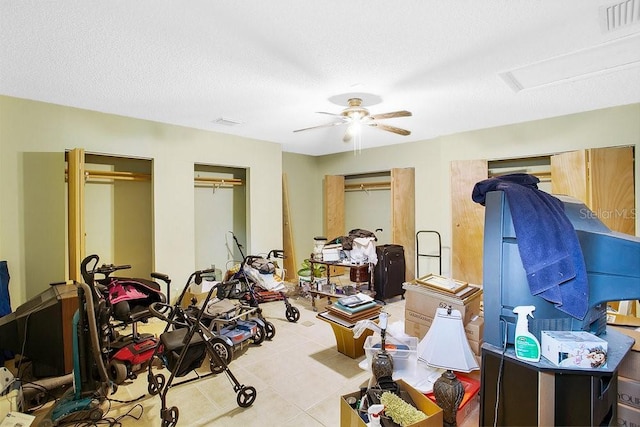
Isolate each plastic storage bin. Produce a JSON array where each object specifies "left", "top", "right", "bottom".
[{"left": 364, "top": 336, "right": 418, "bottom": 375}]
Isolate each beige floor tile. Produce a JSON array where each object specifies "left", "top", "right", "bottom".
[{"left": 24, "top": 291, "right": 481, "bottom": 426}]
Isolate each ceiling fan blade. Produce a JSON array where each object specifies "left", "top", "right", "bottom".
[
  {"left": 369, "top": 110, "right": 412, "bottom": 120},
  {"left": 293, "top": 120, "right": 346, "bottom": 133},
  {"left": 368, "top": 122, "right": 411, "bottom": 136},
  {"left": 316, "top": 111, "right": 344, "bottom": 117}
]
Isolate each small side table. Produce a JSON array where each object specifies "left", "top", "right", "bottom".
[{"left": 317, "top": 311, "right": 377, "bottom": 358}]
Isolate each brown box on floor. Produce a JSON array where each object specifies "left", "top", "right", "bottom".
[
  {"left": 340, "top": 379, "right": 443, "bottom": 427},
  {"left": 618, "top": 376, "right": 640, "bottom": 409},
  {"left": 402, "top": 282, "right": 482, "bottom": 325},
  {"left": 608, "top": 325, "right": 640, "bottom": 381},
  {"left": 617, "top": 402, "right": 640, "bottom": 426}
]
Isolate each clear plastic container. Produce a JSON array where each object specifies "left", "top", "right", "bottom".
[{"left": 364, "top": 336, "right": 418, "bottom": 375}]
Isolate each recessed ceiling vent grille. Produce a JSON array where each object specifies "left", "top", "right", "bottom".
[{"left": 600, "top": 0, "right": 640, "bottom": 32}]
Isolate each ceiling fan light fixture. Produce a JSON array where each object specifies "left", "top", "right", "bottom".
[{"left": 293, "top": 93, "right": 411, "bottom": 150}]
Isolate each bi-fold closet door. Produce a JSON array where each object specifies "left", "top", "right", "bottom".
[
  {"left": 67, "top": 148, "right": 153, "bottom": 282},
  {"left": 451, "top": 146, "right": 635, "bottom": 287}
]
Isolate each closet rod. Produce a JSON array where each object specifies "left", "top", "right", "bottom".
[
  {"left": 194, "top": 177, "right": 243, "bottom": 187},
  {"left": 344, "top": 181, "right": 390, "bottom": 192},
  {"left": 86, "top": 170, "right": 151, "bottom": 182},
  {"left": 64, "top": 169, "right": 151, "bottom": 182},
  {"left": 488, "top": 171, "right": 551, "bottom": 182}
]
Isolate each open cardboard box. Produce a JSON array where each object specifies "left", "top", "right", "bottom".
[{"left": 340, "top": 379, "right": 443, "bottom": 427}]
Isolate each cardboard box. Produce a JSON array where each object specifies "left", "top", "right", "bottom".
[
  {"left": 620, "top": 350, "right": 640, "bottom": 382},
  {"left": 618, "top": 376, "right": 640, "bottom": 410},
  {"left": 404, "top": 308, "right": 434, "bottom": 340},
  {"left": 405, "top": 310, "right": 484, "bottom": 346},
  {"left": 467, "top": 338, "right": 483, "bottom": 356},
  {"left": 317, "top": 314, "right": 373, "bottom": 358},
  {"left": 180, "top": 290, "right": 209, "bottom": 308},
  {"left": 340, "top": 379, "right": 443, "bottom": 427},
  {"left": 617, "top": 402, "right": 640, "bottom": 427},
  {"left": 464, "top": 315, "right": 484, "bottom": 342},
  {"left": 609, "top": 325, "right": 640, "bottom": 352},
  {"left": 403, "top": 283, "right": 482, "bottom": 325},
  {"left": 541, "top": 330, "right": 608, "bottom": 368}
]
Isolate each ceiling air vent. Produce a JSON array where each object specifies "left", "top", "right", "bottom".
[{"left": 600, "top": 0, "right": 640, "bottom": 32}]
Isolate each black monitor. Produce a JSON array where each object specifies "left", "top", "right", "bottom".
[
  {"left": 0, "top": 284, "right": 77, "bottom": 378},
  {"left": 482, "top": 190, "right": 640, "bottom": 349}
]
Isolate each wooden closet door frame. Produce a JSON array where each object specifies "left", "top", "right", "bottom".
[{"left": 67, "top": 148, "right": 85, "bottom": 282}]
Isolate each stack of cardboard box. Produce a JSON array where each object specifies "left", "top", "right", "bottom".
[
  {"left": 607, "top": 314, "right": 640, "bottom": 426},
  {"left": 402, "top": 275, "right": 483, "bottom": 361}
]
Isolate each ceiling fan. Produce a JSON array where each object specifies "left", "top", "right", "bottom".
[{"left": 293, "top": 97, "right": 412, "bottom": 143}]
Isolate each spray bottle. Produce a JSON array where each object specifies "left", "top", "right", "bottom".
[
  {"left": 513, "top": 305, "right": 541, "bottom": 362},
  {"left": 366, "top": 404, "right": 385, "bottom": 427}
]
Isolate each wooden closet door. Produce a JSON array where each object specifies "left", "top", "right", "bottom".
[
  {"left": 551, "top": 150, "right": 589, "bottom": 204},
  {"left": 552, "top": 146, "right": 635, "bottom": 235},
  {"left": 324, "top": 175, "right": 345, "bottom": 241},
  {"left": 391, "top": 168, "right": 415, "bottom": 281},
  {"left": 589, "top": 146, "right": 635, "bottom": 235},
  {"left": 451, "top": 159, "right": 488, "bottom": 285}
]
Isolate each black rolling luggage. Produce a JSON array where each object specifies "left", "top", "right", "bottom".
[{"left": 374, "top": 244, "right": 405, "bottom": 300}]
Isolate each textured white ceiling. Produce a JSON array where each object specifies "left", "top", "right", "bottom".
[{"left": 1, "top": 1, "right": 639, "bottom": 156}]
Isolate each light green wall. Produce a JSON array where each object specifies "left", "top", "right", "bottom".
[
  {"left": 0, "top": 95, "right": 283, "bottom": 306},
  {"left": 2, "top": 96, "right": 637, "bottom": 305},
  {"left": 283, "top": 104, "right": 640, "bottom": 275}
]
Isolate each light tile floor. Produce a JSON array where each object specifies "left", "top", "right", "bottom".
[{"left": 29, "top": 293, "right": 480, "bottom": 426}]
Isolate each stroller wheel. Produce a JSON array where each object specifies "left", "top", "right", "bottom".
[
  {"left": 251, "top": 324, "right": 266, "bottom": 345},
  {"left": 148, "top": 373, "right": 165, "bottom": 395},
  {"left": 264, "top": 321, "right": 276, "bottom": 340},
  {"left": 161, "top": 406, "right": 179, "bottom": 427},
  {"left": 108, "top": 360, "right": 128, "bottom": 385},
  {"left": 209, "top": 338, "right": 233, "bottom": 374},
  {"left": 237, "top": 386, "right": 257, "bottom": 408},
  {"left": 285, "top": 306, "right": 300, "bottom": 323}
]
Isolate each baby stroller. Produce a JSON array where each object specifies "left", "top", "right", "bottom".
[
  {"left": 147, "top": 268, "right": 257, "bottom": 427},
  {"left": 80, "top": 254, "right": 169, "bottom": 385}
]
